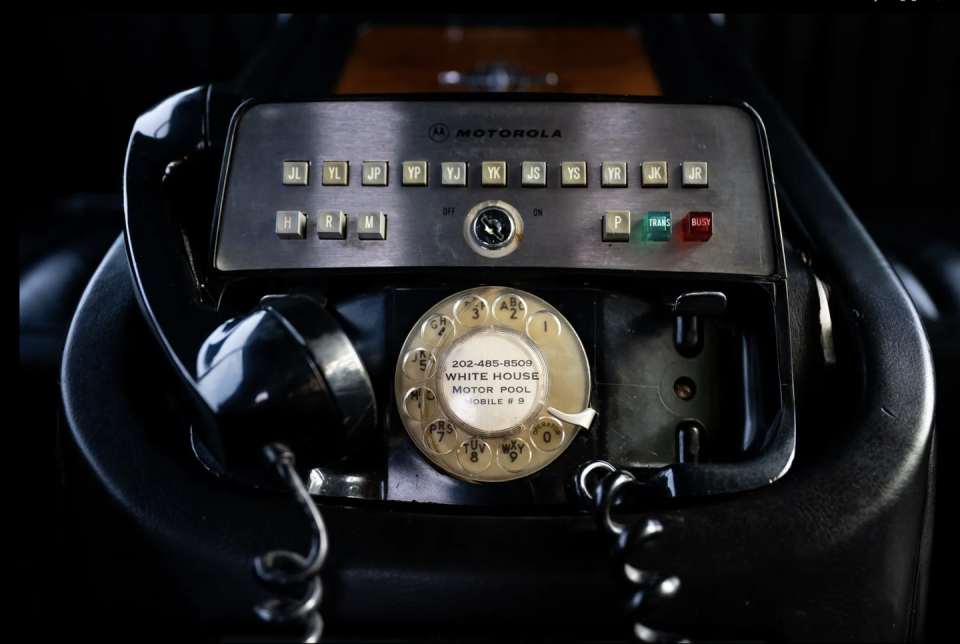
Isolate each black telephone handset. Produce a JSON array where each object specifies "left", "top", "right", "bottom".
[{"left": 106, "top": 86, "right": 932, "bottom": 642}]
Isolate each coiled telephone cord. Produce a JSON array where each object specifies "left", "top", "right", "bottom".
[{"left": 253, "top": 443, "right": 328, "bottom": 643}]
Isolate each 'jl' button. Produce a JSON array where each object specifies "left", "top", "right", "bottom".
[{"left": 282, "top": 161, "right": 309, "bottom": 186}]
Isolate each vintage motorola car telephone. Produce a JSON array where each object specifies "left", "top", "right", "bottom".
[{"left": 60, "top": 84, "right": 934, "bottom": 642}]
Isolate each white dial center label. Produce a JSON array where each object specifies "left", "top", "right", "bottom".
[{"left": 438, "top": 327, "right": 547, "bottom": 435}]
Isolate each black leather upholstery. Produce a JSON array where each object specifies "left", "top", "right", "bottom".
[{"left": 20, "top": 227, "right": 119, "bottom": 371}]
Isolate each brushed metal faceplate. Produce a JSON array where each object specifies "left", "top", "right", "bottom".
[{"left": 214, "top": 100, "right": 778, "bottom": 276}]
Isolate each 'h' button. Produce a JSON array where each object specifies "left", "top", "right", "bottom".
[{"left": 276, "top": 211, "right": 306, "bottom": 239}]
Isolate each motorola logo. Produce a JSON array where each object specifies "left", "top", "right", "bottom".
[{"left": 428, "top": 123, "right": 449, "bottom": 142}]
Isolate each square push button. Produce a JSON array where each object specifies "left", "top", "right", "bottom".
[
  {"left": 482, "top": 161, "right": 507, "bottom": 186},
  {"left": 683, "top": 211, "right": 713, "bottom": 241},
  {"left": 402, "top": 161, "right": 428, "bottom": 186},
  {"left": 641, "top": 161, "right": 668, "bottom": 187},
  {"left": 282, "top": 161, "right": 309, "bottom": 186},
  {"left": 276, "top": 211, "right": 306, "bottom": 239},
  {"left": 358, "top": 211, "right": 386, "bottom": 240},
  {"left": 521, "top": 162, "right": 547, "bottom": 187},
  {"left": 644, "top": 211, "right": 672, "bottom": 241},
  {"left": 317, "top": 210, "right": 346, "bottom": 239},
  {"left": 322, "top": 161, "right": 348, "bottom": 186},
  {"left": 561, "top": 162, "right": 587, "bottom": 187},
  {"left": 682, "top": 162, "right": 708, "bottom": 187},
  {"left": 603, "top": 211, "right": 631, "bottom": 242},
  {"left": 601, "top": 162, "right": 628, "bottom": 187},
  {"left": 362, "top": 161, "right": 388, "bottom": 186},
  {"left": 441, "top": 162, "right": 467, "bottom": 186}
]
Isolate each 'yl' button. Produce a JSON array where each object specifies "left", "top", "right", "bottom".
[{"left": 322, "top": 161, "right": 349, "bottom": 186}]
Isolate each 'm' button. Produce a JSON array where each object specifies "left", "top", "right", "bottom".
[{"left": 358, "top": 211, "right": 387, "bottom": 240}]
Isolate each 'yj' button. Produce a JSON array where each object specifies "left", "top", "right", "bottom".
[{"left": 441, "top": 162, "right": 467, "bottom": 186}]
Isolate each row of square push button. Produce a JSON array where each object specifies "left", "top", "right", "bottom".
[
  {"left": 276, "top": 208, "right": 713, "bottom": 243},
  {"left": 276, "top": 210, "right": 386, "bottom": 240},
  {"left": 282, "top": 160, "right": 709, "bottom": 188},
  {"left": 602, "top": 211, "right": 714, "bottom": 242}
]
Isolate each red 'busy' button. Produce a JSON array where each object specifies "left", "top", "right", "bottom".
[{"left": 683, "top": 212, "right": 713, "bottom": 241}]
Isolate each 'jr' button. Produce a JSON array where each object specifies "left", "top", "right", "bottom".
[
  {"left": 682, "top": 162, "right": 708, "bottom": 188},
  {"left": 644, "top": 211, "right": 672, "bottom": 241}
]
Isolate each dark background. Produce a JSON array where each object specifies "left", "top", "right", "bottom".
[{"left": 18, "top": 14, "right": 957, "bottom": 220}]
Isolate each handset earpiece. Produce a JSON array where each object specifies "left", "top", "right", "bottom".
[{"left": 194, "top": 294, "right": 376, "bottom": 472}]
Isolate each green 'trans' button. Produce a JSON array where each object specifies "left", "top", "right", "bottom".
[{"left": 644, "top": 211, "right": 672, "bottom": 241}]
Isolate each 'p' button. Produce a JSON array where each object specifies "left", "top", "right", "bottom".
[{"left": 603, "top": 211, "right": 631, "bottom": 242}]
